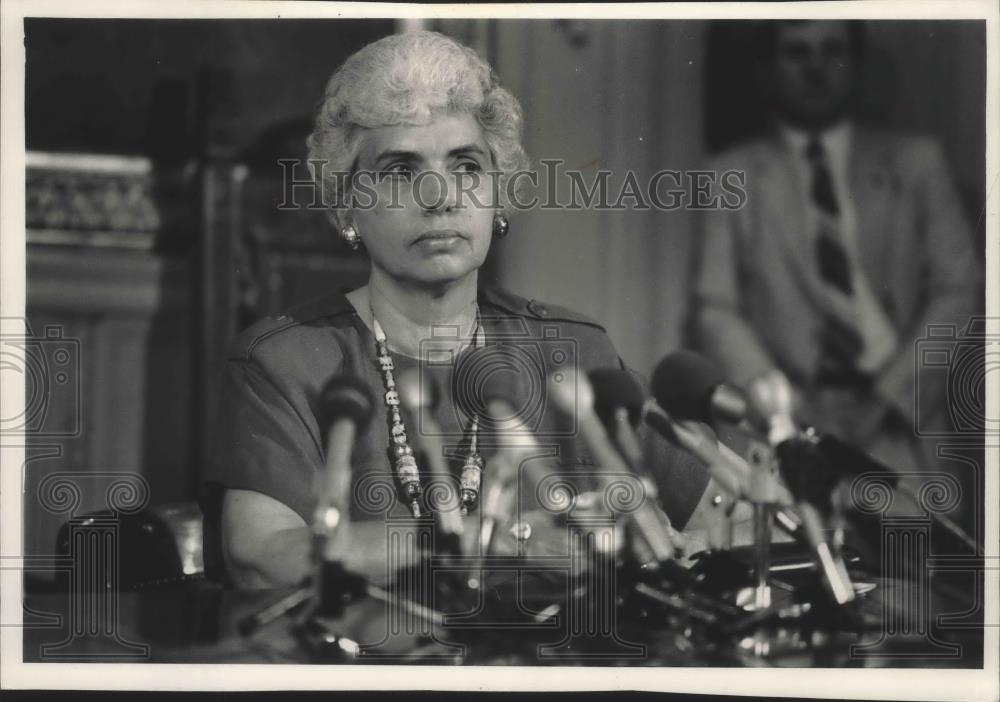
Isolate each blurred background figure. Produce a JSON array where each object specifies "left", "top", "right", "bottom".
[{"left": 692, "top": 20, "right": 982, "bottom": 522}]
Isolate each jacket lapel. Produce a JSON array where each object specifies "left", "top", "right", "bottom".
[
  {"left": 758, "top": 137, "right": 833, "bottom": 310},
  {"left": 848, "top": 127, "right": 894, "bottom": 289}
]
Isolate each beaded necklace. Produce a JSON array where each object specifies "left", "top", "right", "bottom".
[{"left": 372, "top": 304, "right": 486, "bottom": 518}]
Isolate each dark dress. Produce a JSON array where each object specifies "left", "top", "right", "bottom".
[{"left": 200, "top": 286, "right": 709, "bottom": 579}]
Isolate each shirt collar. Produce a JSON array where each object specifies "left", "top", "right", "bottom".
[{"left": 778, "top": 120, "right": 853, "bottom": 162}]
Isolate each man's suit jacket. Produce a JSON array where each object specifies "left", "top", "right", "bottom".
[{"left": 692, "top": 125, "right": 981, "bottom": 437}]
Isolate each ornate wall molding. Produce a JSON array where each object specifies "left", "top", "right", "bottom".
[{"left": 25, "top": 151, "right": 194, "bottom": 250}]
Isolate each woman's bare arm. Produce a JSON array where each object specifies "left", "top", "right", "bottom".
[
  {"left": 222, "top": 489, "right": 312, "bottom": 589},
  {"left": 221, "top": 488, "right": 424, "bottom": 589}
]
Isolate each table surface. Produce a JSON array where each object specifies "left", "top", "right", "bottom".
[{"left": 21, "top": 564, "right": 984, "bottom": 668}]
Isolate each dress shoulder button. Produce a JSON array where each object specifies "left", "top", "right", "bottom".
[{"left": 527, "top": 300, "right": 548, "bottom": 318}]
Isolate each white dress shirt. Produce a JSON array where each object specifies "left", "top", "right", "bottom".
[{"left": 778, "top": 121, "right": 898, "bottom": 374}]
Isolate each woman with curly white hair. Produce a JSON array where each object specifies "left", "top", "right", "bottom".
[{"left": 203, "top": 31, "right": 710, "bottom": 590}]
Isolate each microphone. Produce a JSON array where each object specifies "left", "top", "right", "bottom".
[
  {"left": 643, "top": 400, "right": 754, "bottom": 503},
  {"left": 776, "top": 436, "right": 855, "bottom": 605},
  {"left": 650, "top": 352, "right": 797, "bottom": 506},
  {"left": 752, "top": 372, "right": 979, "bottom": 555},
  {"left": 314, "top": 375, "right": 375, "bottom": 615},
  {"left": 643, "top": 382, "right": 803, "bottom": 542},
  {"left": 467, "top": 354, "right": 552, "bottom": 558},
  {"left": 548, "top": 368, "right": 683, "bottom": 563},
  {"left": 588, "top": 368, "right": 646, "bottom": 469},
  {"left": 654, "top": 352, "right": 889, "bottom": 484},
  {"left": 652, "top": 350, "right": 750, "bottom": 428},
  {"left": 744, "top": 369, "right": 799, "bottom": 446},
  {"left": 395, "top": 370, "right": 465, "bottom": 543},
  {"left": 652, "top": 353, "right": 856, "bottom": 605},
  {"left": 316, "top": 375, "right": 374, "bottom": 550},
  {"left": 588, "top": 368, "right": 695, "bottom": 565},
  {"left": 458, "top": 346, "right": 551, "bottom": 480}
]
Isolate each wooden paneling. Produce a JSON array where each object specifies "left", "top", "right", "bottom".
[
  {"left": 22, "top": 154, "right": 368, "bottom": 567},
  {"left": 24, "top": 246, "right": 194, "bottom": 562}
]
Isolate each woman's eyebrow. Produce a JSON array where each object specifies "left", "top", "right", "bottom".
[
  {"left": 448, "top": 144, "right": 487, "bottom": 158},
  {"left": 372, "top": 144, "right": 487, "bottom": 166},
  {"left": 373, "top": 149, "right": 420, "bottom": 165}
]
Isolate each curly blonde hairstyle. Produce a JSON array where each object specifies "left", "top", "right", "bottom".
[{"left": 307, "top": 30, "right": 530, "bottom": 217}]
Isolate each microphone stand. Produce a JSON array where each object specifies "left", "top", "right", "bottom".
[
  {"left": 723, "top": 434, "right": 785, "bottom": 659},
  {"left": 745, "top": 435, "right": 779, "bottom": 613},
  {"left": 751, "top": 502, "right": 773, "bottom": 611}
]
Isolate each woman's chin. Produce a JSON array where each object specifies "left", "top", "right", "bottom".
[{"left": 398, "top": 258, "right": 482, "bottom": 287}]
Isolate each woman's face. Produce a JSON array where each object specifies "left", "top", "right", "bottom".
[{"left": 347, "top": 112, "right": 498, "bottom": 288}]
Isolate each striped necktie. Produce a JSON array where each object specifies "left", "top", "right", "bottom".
[
  {"left": 807, "top": 136, "right": 867, "bottom": 386},
  {"left": 807, "top": 136, "right": 853, "bottom": 295}
]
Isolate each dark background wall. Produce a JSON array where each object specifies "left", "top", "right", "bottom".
[{"left": 25, "top": 19, "right": 393, "bottom": 158}]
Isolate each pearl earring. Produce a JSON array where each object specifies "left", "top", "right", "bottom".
[
  {"left": 492, "top": 214, "right": 510, "bottom": 239},
  {"left": 341, "top": 224, "right": 361, "bottom": 250}
]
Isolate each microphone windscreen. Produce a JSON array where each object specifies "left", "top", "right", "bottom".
[
  {"left": 452, "top": 345, "right": 528, "bottom": 423},
  {"left": 588, "top": 368, "right": 644, "bottom": 429},
  {"left": 318, "top": 375, "right": 374, "bottom": 434},
  {"left": 651, "top": 350, "right": 723, "bottom": 423},
  {"left": 815, "top": 435, "right": 896, "bottom": 482},
  {"left": 775, "top": 437, "right": 840, "bottom": 513},
  {"left": 396, "top": 368, "right": 440, "bottom": 412}
]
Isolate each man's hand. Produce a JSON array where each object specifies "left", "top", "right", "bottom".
[{"left": 818, "top": 313, "right": 865, "bottom": 377}]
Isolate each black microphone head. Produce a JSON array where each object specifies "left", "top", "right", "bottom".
[
  {"left": 651, "top": 350, "right": 723, "bottom": 423},
  {"left": 318, "top": 375, "right": 374, "bottom": 433},
  {"left": 775, "top": 437, "right": 839, "bottom": 514},
  {"left": 588, "top": 368, "right": 645, "bottom": 430},
  {"left": 452, "top": 345, "right": 527, "bottom": 425},
  {"left": 395, "top": 368, "right": 440, "bottom": 412}
]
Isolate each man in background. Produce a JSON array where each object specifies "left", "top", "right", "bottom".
[{"left": 692, "top": 20, "right": 981, "bottom": 522}]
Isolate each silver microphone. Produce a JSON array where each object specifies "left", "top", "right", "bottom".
[
  {"left": 548, "top": 369, "right": 683, "bottom": 563},
  {"left": 395, "top": 369, "right": 464, "bottom": 542}
]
